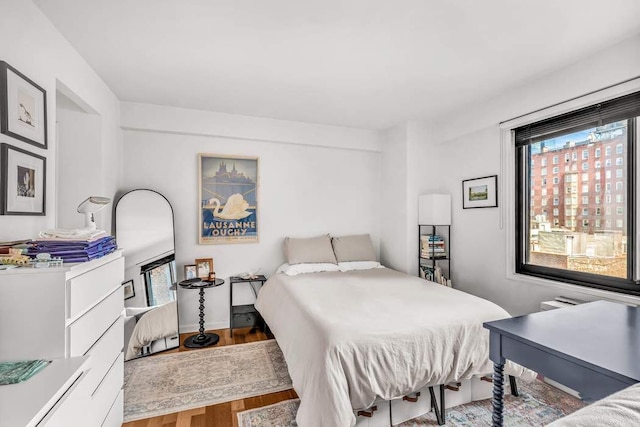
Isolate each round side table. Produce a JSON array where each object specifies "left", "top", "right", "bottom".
[{"left": 178, "top": 278, "right": 225, "bottom": 348}]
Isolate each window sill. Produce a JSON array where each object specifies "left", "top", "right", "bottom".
[{"left": 507, "top": 271, "right": 640, "bottom": 307}]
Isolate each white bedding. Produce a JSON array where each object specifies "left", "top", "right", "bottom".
[
  {"left": 547, "top": 382, "right": 640, "bottom": 426},
  {"left": 255, "top": 268, "right": 534, "bottom": 427},
  {"left": 125, "top": 301, "right": 178, "bottom": 360}
]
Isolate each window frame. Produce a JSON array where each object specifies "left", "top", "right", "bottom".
[{"left": 514, "top": 106, "right": 638, "bottom": 296}]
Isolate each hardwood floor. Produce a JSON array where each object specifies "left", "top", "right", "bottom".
[{"left": 122, "top": 327, "right": 297, "bottom": 427}]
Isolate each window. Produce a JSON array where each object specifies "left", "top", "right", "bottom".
[
  {"left": 553, "top": 208, "right": 559, "bottom": 216},
  {"left": 553, "top": 166, "right": 559, "bottom": 174},
  {"left": 541, "top": 168, "right": 547, "bottom": 175},
  {"left": 140, "top": 255, "right": 177, "bottom": 306},
  {"left": 552, "top": 177, "right": 559, "bottom": 184},
  {"left": 565, "top": 153, "right": 570, "bottom": 162},
  {"left": 553, "top": 155, "right": 559, "bottom": 164},
  {"left": 553, "top": 187, "right": 559, "bottom": 195},
  {"left": 541, "top": 158, "right": 547, "bottom": 166},
  {"left": 542, "top": 178, "right": 547, "bottom": 185},
  {"left": 541, "top": 188, "right": 547, "bottom": 196},
  {"left": 515, "top": 90, "right": 638, "bottom": 295},
  {"left": 617, "top": 194, "right": 624, "bottom": 203}
]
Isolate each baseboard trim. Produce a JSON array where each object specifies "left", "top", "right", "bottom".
[{"left": 179, "top": 321, "right": 228, "bottom": 334}]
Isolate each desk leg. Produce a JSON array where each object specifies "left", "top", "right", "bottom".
[{"left": 492, "top": 362, "right": 505, "bottom": 427}]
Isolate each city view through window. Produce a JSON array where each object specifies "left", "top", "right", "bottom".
[{"left": 526, "top": 121, "right": 630, "bottom": 279}]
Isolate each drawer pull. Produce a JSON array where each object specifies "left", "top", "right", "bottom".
[
  {"left": 445, "top": 382, "right": 462, "bottom": 391},
  {"left": 357, "top": 406, "right": 377, "bottom": 417},
  {"left": 481, "top": 376, "right": 494, "bottom": 383},
  {"left": 402, "top": 391, "right": 421, "bottom": 403}
]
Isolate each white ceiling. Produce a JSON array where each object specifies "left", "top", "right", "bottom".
[{"left": 36, "top": 0, "right": 640, "bottom": 130}]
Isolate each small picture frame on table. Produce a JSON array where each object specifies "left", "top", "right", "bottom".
[
  {"left": 122, "top": 280, "right": 135, "bottom": 300},
  {"left": 1, "top": 143, "right": 46, "bottom": 215},
  {"left": 195, "top": 258, "right": 214, "bottom": 279},
  {"left": 0, "top": 61, "right": 47, "bottom": 149},
  {"left": 462, "top": 175, "right": 498, "bottom": 209},
  {"left": 184, "top": 264, "right": 197, "bottom": 280}
]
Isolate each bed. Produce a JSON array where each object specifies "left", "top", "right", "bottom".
[
  {"left": 547, "top": 382, "right": 640, "bottom": 426},
  {"left": 255, "top": 266, "right": 535, "bottom": 427},
  {"left": 124, "top": 301, "right": 179, "bottom": 360}
]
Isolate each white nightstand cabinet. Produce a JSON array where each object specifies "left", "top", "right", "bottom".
[{"left": 0, "top": 250, "right": 125, "bottom": 427}]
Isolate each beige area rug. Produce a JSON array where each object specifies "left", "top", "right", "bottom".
[
  {"left": 123, "top": 340, "right": 292, "bottom": 422},
  {"left": 237, "top": 380, "right": 586, "bottom": 426}
]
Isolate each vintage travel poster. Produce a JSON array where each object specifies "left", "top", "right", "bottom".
[{"left": 199, "top": 154, "right": 258, "bottom": 244}]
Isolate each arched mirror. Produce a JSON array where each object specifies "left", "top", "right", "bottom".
[{"left": 116, "top": 189, "right": 179, "bottom": 360}]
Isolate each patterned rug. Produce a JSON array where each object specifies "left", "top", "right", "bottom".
[
  {"left": 237, "top": 380, "right": 586, "bottom": 426},
  {"left": 123, "top": 340, "right": 292, "bottom": 422}
]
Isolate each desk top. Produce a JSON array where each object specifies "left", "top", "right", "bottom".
[{"left": 484, "top": 300, "right": 640, "bottom": 383}]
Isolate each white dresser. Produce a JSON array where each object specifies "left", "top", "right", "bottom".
[{"left": 0, "top": 250, "right": 124, "bottom": 427}]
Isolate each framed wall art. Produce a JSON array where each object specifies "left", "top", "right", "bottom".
[
  {"left": 462, "top": 175, "right": 498, "bottom": 209},
  {"left": 122, "top": 280, "right": 135, "bottom": 300},
  {"left": 0, "top": 61, "right": 47, "bottom": 149},
  {"left": 198, "top": 154, "right": 259, "bottom": 244},
  {"left": 1, "top": 143, "right": 46, "bottom": 215}
]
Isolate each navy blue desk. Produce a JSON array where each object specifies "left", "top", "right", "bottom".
[{"left": 484, "top": 300, "right": 640, "bottom": 427}]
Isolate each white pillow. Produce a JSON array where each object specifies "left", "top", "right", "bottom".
[
  {"left": 338, "top": 261, "right": 384, "bottom": 272},
  {"left": 276, "top": 263, "right": 340, "bottom": 276}
]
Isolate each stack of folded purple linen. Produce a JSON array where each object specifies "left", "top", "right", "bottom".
[{"left": 28, "top": 235, "right": 117, "bottom": 263}]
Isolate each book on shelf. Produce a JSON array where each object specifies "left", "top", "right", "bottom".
[{"left": 420, "top": 234, "right": 447, "bottom": 258}]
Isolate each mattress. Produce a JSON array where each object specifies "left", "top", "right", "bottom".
[
  {"left": 255, "top": 267, "right": 534, "bottom": 427},
  {"left": 547, "top": 382, "right": 640, "bottom": 426}
]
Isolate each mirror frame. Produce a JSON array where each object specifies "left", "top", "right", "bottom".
[{"left": 114, "top": 188, "right": 180, "bottom": 359}]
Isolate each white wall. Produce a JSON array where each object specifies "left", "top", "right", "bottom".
[
  {"left": 0, "top": 0, "right": 121, "bottom": 240},
  {"left": 425, "top": 34, "right": 640, "bottom": 315},
  {"left": 120, "top": 102, "right": 381, "bottom": 332}
]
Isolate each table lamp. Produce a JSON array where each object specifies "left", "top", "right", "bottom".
[{"left": 77, "top": 196, "right": 111, "bottom": 230}]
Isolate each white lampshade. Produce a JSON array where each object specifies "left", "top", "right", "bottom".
[{"left": 418, "top": 194, "right": 451, "bottom": 225}]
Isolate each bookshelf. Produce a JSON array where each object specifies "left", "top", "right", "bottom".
[{"left": 418, "top": 224, "right": 451, "bottom": 286}]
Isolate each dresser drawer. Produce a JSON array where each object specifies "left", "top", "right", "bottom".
[
  {"left": 84, "top": 316, "right": 124, "bottom": 395},
  {"left": 37, "top": 372, "right": 86, "bottom": 427},
  {"left": 69, "top": 288, "right": 123, "bottom": 357},
  {"left": 67, "top": 257, "right": 124, "bottom": 320},
  {"left": 101, "top": 389, "right": 123, "bottom": 427},
  {"left": 90, "top": 353, "right": 124, "bottom": 425}
]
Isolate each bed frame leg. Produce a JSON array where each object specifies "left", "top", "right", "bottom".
[
  {"left": 428, "top": 386, "right": 446, "bottom": 426},
  {"left": 509, "top": 375, "right": 519, "bottom": 397}
]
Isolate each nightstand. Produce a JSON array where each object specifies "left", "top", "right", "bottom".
[{"left": 229, "top": 275, "right": 267, "bottom": 337}]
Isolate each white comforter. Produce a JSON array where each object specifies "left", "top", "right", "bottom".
[
  {"left": 255, "top": 268, "right": 534, "bottom": 427},
  {"left": 547, "top": 382, "right": 640, "bottom": 426},
  {"left": 125, "top": 301, "right": 178, "bottom": 360}
]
